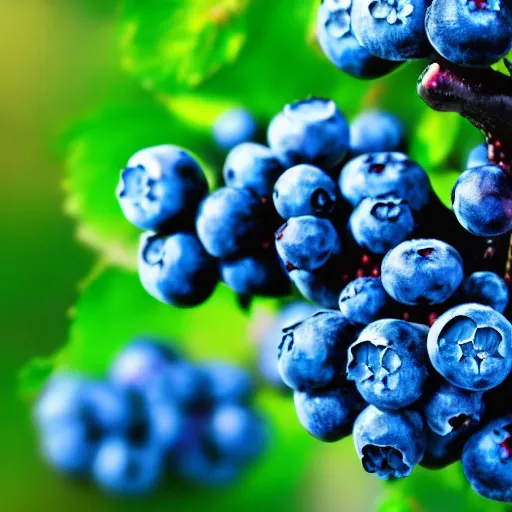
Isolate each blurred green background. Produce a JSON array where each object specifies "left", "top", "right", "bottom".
[{"left": 0, "top": 1, "right": 497, "bottom": 510}]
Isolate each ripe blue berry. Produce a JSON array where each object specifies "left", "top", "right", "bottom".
[
  {"left": 213, "top": 108, "right": 257, "bottom": 151},
  {"left": 462, "top": 415, "right": 512, "bottom": 502},
  {"left": 428, "top": 303, "right": 512, "bottom": 391},
  {"left": 196, "top": 187, "right": 267, "bottom": 259},
  {"left": 223, "top": 143, "right": 283, "bottom": 198},
  {"left": 347, "top": 320, "right": 429, "bottom": 410},
  {"left": 461, "top": 271, "right": 509, "bottom": 313},
  {"left": 351, "top": 0, "right": 430, "bottom": 61},
  {"left": 317, "top": 0, "right": 402, "bottom": 79},
  {"left": 350, "top": 110, "right": 406, "bottom": 154},
  {"left": 353, "top": 405, "right": 426, "bottom": 480},
  {"left": 452, "top": 164, "right": 512, "bottom": 237},
  {"left": 425, "top": 0, "right": 512, "bottom": 67},
  {"left": 273, "top": 164, "right": 339, "bottom": 220},
  {"left": 339, "top": 152, "right": 431, "bottom": 211},
  {"left": 466, "top": 143, "right": 488, "bottom": 169},
  {"left": 290, "top": 267, "right": 343, "bottom": 309},
  {"left": 275, "top": 216, "right": 342, "bottom": 272},
  {"left": 423, "top": 382, "right": 485, "bottom": 436},
  {"left": 92, "top": 436, "right": 164, "bottom": 495},
  {"left": 348, "top": 195, "right": 414, "bottom": 254},
  {"left": 421, "top": 427, "right": 469, "bottom": 469},
  {"left": 277, "top": 311, "right": 361, "bottom": 391},
  {"left": 294, "top": 386, "right": 365, "bottom": 442},
  {"left": 138, "top": 232, "right": 218, "bottom": 307},
  {"left": 267, "top": 98, "right": 350, "bottom": 169},
  {"left": 116, "top": 145, "right": 208, "bottom": 231},
  {"left": 200, "top": 362, "right": 255, "bottom": 404},
  {"left": 339, "top": 277, "right": 394, "bottom": 325},
  {"left": 381, "top": 239, "right": 464, "bottom": 306}
]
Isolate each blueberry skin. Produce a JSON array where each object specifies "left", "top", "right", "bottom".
[
  {"left": 267, "top": 98, "right": 350, "bottom": 170},
  {"left": 339, "top": 277, "right": 394, "bottom": 325},
  {"left": 290, "top": 267, "right": 343, "bottom": 309},
  {"left": 277, "top": 311, "right": 361, "bottom": 391},
  {"left": 317, "top": 0, "right": 402, "bottom": 79},
  {"left": 294, "top": 386, "right": 366, "bottom": 442},
  {"left": 273, "top": 164, "right": 339, "bottom": 220},
  {"left": 462, "top": 415, "right": 512, "bottom": 502},
  {"left": 220, "top": 251, "right": 291, "bottom": 297},
  {"left": 427, "top": 303, "right": 512, "bottom": 391},
  {"left": 425, "top": 0, "right": 512, "bottom": 67},
  {"left": 421, "top": 427, "right": 469, "bottom": 470},
  {"left": 349, "top": 195, "right": 414, "bottom": 254},
  {"left": 92, "top": 436, "right": 164, "bottom": 495},
  {"left": 423, "top": 382, "right": 485, "bottom": 436},
  {"left": 109, "top": 340, "right": 176, "bottom": 392},
  {"left": 213, "top": 108, "right": 257, "bottom": 151},
  {"left": 146, "top": 399, "right": 184, "bottom": 453},
  {"left": 461, "top": 271, "right": 509, "bottom": 314},
  {"left": 223, "top": 143, "right": 283, "bottom": 198},
  {"left": 466, "top": 143, "right": 488, "bottom": 169},
  {"left": 353, "top": 405, "right": 426, "bottom": 480},
  {"left": 207, "top": 404, "right": 268, "bottom": 463},
  {"left": 381, "top": 239, "right": 464, "bottom": 306},
  {"left": 452, "top": 165, "right": 512, "bottom": 237},
  {"left": 139, "top": 232, "right": 218, "bottom": 307},
  {"left": 275, "top": 216, "right": 342, "bottom": 272},
  {"left": 200, "top": 362, "right": 255, "bottom": 404},
  {"left": 339, "top": 152, "right": 431, "bottom": 211},
  {"left": 116, "top": 145, "right": 208, "bottom": 231},
  {"left": 347, "top": 319, "right": 429, "bottom": 410},
  {"left": 196, "top": 187, "right": 267, "bottom": 259},
  {"left": 351, "top": 0, "right": 430, "bottom": 61},
  {"left": 350, "top": 111, "right": 406, "bottom": 154},
  {"left": 39, "top": 419, "right": 97, "bottom": 474}
]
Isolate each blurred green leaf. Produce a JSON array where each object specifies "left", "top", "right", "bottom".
[
  {"left": 63, "top": 90, "right": 217, "bottom": 268},
  {"left": 120, "top": 0, "right": 250, "bottom": 91}
]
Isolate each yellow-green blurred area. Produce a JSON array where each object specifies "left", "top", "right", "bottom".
[{"left": 0, "top": 1, "right": 496, "bottom": 511}]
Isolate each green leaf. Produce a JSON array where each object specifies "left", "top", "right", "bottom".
[
  {"left": 491, "top": 50, "right": 512, "bottom": 76},
  {"left": 120, "top": 0, "right": 250, "bottom": 92},
  {"left": 63, "top": 89, "right": 218, "bottom": 268},
  {"left": 22, "top": 264, "right": 314, "bottom": 510}
]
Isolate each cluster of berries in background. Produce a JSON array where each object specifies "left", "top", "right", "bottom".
[{"left": 34, "top": 340, "right": 267, "bottom": 495}]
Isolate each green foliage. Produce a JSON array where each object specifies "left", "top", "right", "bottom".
[{"left": 492, "top": 50, "right": 512, "bottom": 76}]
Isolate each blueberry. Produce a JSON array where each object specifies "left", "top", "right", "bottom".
[
  {"left": 92, "top": 436, "right": 164, "bottom": 495},
  {"left": 223, "top": 143, "right": 283, "bottom": 198},
  {"left": 339, "top": 277, "right": 395, "bottom": 325},
  {"left": 207, "top": 404, "right": 268, "bottom": 463},
  {"left": 39, "top": 419, "right": 97, "bottom": 474},
  {"left": 277, "top": 311, "right": 361, "bottom": 391},
  {"left": 347, "top": 320, "right": 429, "bottom": 410},
  {"left": 294, "top": 386, "right": 365, "bottom": 442},
  {"left": 466, "top": 143, "right": 488, "bottom": 169},
  {"left": 138, "top": 231, "right": 218, "bottom": 307},
  {"left": 421, "top": 427, "right": 469, "bottom": 470},
  {"left": 353, "top": 405, "right": 426, "bottom": 480},
  {"left": 273, "top": 164, "right": 339, "bottom": 219},
  {"left": 116, "top": 145, "right": 208, "bottom": 231},
  {"left": 461, "top": 271, "right": 509, "bottom": 313},
  {"left": 427, "top": 303, "right": 512, "bottom": 391},
  {"left": 196, "top": 187, "right": 267, "bottom": 259},
  {"left": 213, "top": 108, "right": 257, "bottom": 151},
  {"left": 348, "top": 195, "right": 414, "bottom": 254},
  {"left": 462, "top": 415, "right": 512, "bottom": 502},
  {"left": 267, "top": 98, "right": 350, "bottom": 169},
  {"left": 351, "top": 0, "right": 430, "bottom": 61},
  {"left": 339, "top": 152, "right": 431, "bottom": 211},
  {"left": 220, "top": 251, "right": 291, "bottom": 297},
  {"left": 290, "top": 267, "right": 344, "bottom": 309},
  {"left": 109, "top": 340, "right": 176, "bottom": 391},
  {"left": 275, "top": 216, "right": 342, "bottom": 272},
  {"left": 147, "top": 400, "right": 183, "bottom": 452},
  {"left": 200, "top": 362, "right": 255, "bottom": 404},
  {"left": 317, "top": 0, "right": 402, "bottom": 79},
  {"left": 423, "top": 381, "right": 485, "bottom": 436},
  {"left": 452, "top": 164, "right": 512, "bottom": 237},
  {"left": 425, "top": 0, "right": 512, "bottom": 67},
  {"left": 350, "top": 110, "right": 406, "bottom": 154},
  {"left": 381, "top": 239, "right": 464, "bottom": 305}
]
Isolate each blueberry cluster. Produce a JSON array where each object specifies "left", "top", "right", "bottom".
[
  {"left": 317, "top": 0, "right": 512, "bottom": 79},
  {"left": 34, "top": 340, "right": 267, "bottom": 495}
]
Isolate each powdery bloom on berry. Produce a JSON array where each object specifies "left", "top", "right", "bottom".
[{"left": 369, "top": 0, "right": 414, "bottom": 24}]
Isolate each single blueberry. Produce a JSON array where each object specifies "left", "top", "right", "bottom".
[
  {"left": 200, "top": 362, "right": 255, "bottom": 404},
  {"left": 466, "top": 143, "right": 488, "bottom": 169},
  {"left": 421, "top": 427, "right": 470, "bottom": 470},
  {"left": 213, "top": 108, "right": 257, "bottom": 151},
  {"left": 290, "top": 267, "right": 344, "bottom": 309},
  {"left": 461, "top": 271, "right": 509, "bottom": 313}
]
